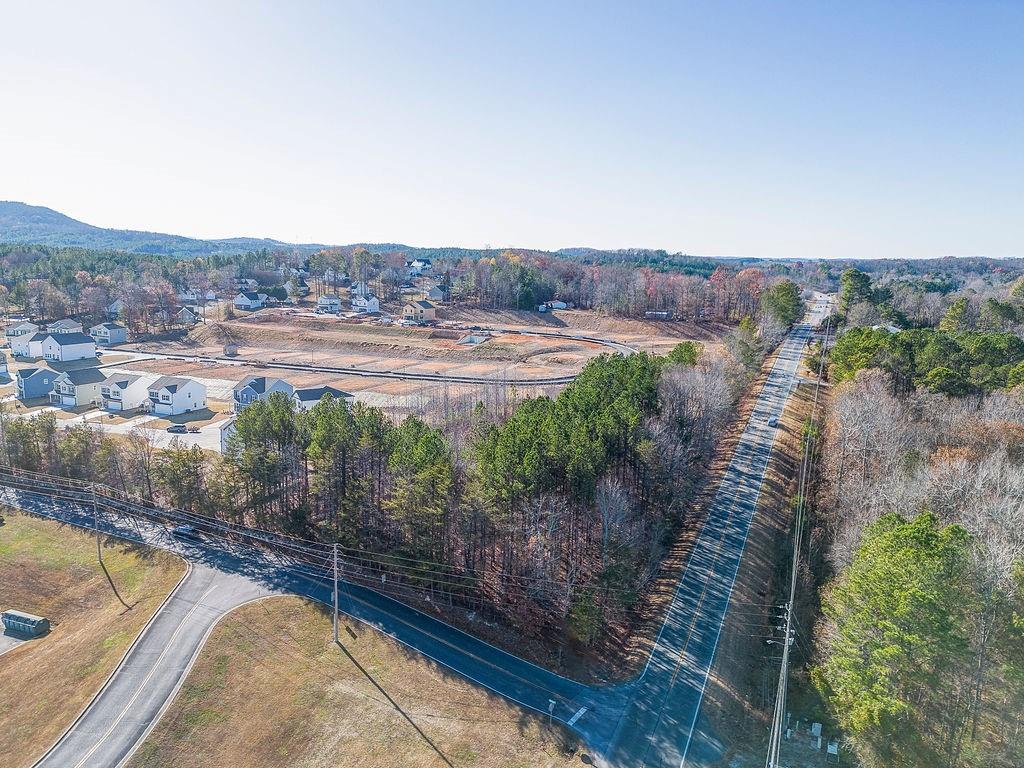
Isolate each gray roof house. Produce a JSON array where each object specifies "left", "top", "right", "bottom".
[
  {"left": 293, "top": 386, "right": 354, "bottom": 411},
  {"left": 50, "top": 367, "right": 107, "bottom": 408},
  {"left": 46, "top": 318, "right": 85, "bottom": 334},
  {"left": 89, "top": 322, "right": 128, "bottom": 345},
  {"left": 148, "top": 376, "right": 207, "bottom": 415},
  {"left": 232, "top": 375, "right": 294, "bottom": 413},
  {"left": 41, "top": 332, "right": 97, "bottom": 362}
]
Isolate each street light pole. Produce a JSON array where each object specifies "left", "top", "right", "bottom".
[{"left": 332, "top": 542, "right": 339, "bottom": 644}]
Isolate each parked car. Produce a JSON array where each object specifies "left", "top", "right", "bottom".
[
  {"left": 187, "top": 426, "right": 200, "bottom": 433},
  {"left": 171, "top": 524, "right": 201, "bottom": 540},
  {"left": 166, "top": 424, "right": 187, "bottom": 433}
]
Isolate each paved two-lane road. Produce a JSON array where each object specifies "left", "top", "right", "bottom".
[
  {"left": 605, "top": 296, "right": 831, "bottom": 767},
  {"left": 32, "top": 563, "right": 269, "bottom": 768}
]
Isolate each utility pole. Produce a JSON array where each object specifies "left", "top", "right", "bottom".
[
  {"left": 93, "top": 483, "right": 102, "bottom": 565},
  {"left": 764, "top": 309, "right": 832, "bottom": 768},
  {"left": 332, "top": 542, "right": 339, "bottom": 644}
]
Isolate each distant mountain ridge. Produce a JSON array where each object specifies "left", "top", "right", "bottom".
[
  {"left": 0, "top": 201, "right": 327, "bottom": 257},
  {"left": 0, "top": 200, "right": 722, "bottom": 268}
]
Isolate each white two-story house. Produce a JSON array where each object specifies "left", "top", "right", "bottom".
[
  {"left": 317, "top": 294, "right": 342, "bottom": 313},
  {"left": 46, "top": 318, "right": 84, "bottom": 334},
  {"left": 5, "top": 321, "right": 39, "bottom": 352},
  {"left": 147, "top": 376, "right": 207, "bottom": 416},
  {"left": 352, "top": 294, "right": 380, "bottom": 314},
  {"left": 41, "top": 333, "right": 96, "bottom": 362},
  {"left": 233, "top": 292, "right": 269, "bottom": 311},
  {"left": 89, "top": 322, "right": 128, "bottom": 345},
  {"left": 101, "top": 372, "right": 159, "bottom": 411}
]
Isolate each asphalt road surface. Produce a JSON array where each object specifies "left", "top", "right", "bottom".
[
  {"left": 2, "top": 298, "right": 829, "bottom": 768},
  {"left": 603, "top": 311, "right": 824, "bottom": 767},
  {"left": 32, "top": 563, "right": 269, "bottom": 768}
]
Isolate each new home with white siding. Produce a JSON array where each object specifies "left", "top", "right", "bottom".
[
  {"left": 101, "top": 372, "right": 160, "bottom": 411},
  {"left": 89, "top": 322, "right": 128, "bottom": 345},
  {"left": 41, "top": 332, "right": 96, "bottom": 362},
  {"left": 147, "top": 376, "right": 207, "bottom": 415}
]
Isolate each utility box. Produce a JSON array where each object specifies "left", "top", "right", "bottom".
[{"left": 2, "top": 609, "right": 50, "bottom": 637}]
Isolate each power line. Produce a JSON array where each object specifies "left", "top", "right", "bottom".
[{"left": 764, "top": 306, "right": 831, "bottom": 768}]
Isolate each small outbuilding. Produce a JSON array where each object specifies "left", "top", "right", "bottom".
[{"left": 2, "top": 609, "right": 50, "bottom": 637}]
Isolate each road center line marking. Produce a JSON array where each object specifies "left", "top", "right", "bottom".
[{"left": 69, "top": 582, "right": 218, "bottom": 768}]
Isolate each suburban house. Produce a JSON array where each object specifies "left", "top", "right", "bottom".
[
  {"left": 233, "top": 292, "right": 268, "bottom": 311},
  {"left": 178, "top": 289, "right": 217, "bottom": 304},
  {"left": 147, "top": 376, "right": 207, "bottom": 416},
  {"left": 403, "top": 300, "right": 437, "bottom": 323},
  {"left": 424, "top": 285, "right": 445, "bottom": 302},
  {"left": 41, "top": 333, "right": 96, "bottom": 362},
  {"left": 50, "top": 368, "right": 106, "bottom": 408},
  {"left": 293, "top": 386, "right": 354, "bottom": 411},
  {"left": 0, "top": 351, "right": 7, "bottom": 381},
  {"left": 218, "top": 415, "right": 237, "bottom": 453},
  {"left": 100, "top": 372, "right": 158, "bottom": 411},
  {"left": 351, "top": 294, "right": 380, "bottom": 314},
  {"left": 106, "top": 298, "right": 126, "bottom": 319},
  {"left": 232, "top": 375, "right": 294, "bottom": 413},
  {"left": 16, "top": 366, "right": 57, "bottom": 401},
  {"left": 46, "top": 318, "right": 85, "bottom": 334},
  {"left": 317, "top": 294, "right": 342, "bottom": 313},
  {"left": 285, "top": 277, "right": 310, "bottom": 296},
  {"left": 323, "top": 267, "right": 346, "bottom": 285},
  {"left": 177, "top": 306, "right": 201, "bottom": 326},
  {"left": 89, "top": 322, "right": 128, "bottom": 345},
  {"left": 5, "top": 321, "right": 39, "bottom": 352},
  {"left": 233, "top": 278, "right": 258, "bottom": 292},
  {"left": 16, "top": 332, "right": 49, "bottom": 358},
  {"left": 349, "top": 281, "right": 371, "bottom": 297},
  {"left": 405, "top": 258, "right": 433, "bottom": 276}
]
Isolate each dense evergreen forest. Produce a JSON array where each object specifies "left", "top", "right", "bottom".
[{"left": 0, "top": 338, "right": 764, "bottom": 660}]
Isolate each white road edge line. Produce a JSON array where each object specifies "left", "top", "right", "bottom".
[
  {"left": 114, "top": 594, "right": 281, "bottom": 768},
  {"left": 30, "top": 557, "right": 194, "bottom": 768},
  {"left": 71, "top": 582, "right": 220, "bottom": 768},
  {"left": 680, "top": 326, "right": 812, "bottom": 766}
]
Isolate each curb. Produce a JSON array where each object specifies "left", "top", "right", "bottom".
[
  {"left": 30, "top": 556, "right": 193, "bottom": 767},
  {"left": 114, "top": 593, "right": 280, "bottom": 768}
]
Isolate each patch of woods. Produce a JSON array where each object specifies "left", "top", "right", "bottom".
[
  {"left": 0, "top": 322, "right": 778, "bottom": 669},
  {"left": 837, "top": 265, "right": 1024, "bottom": 333},
  {"left": 829, "top": 326, "right": 1024, "bottom": 395},
  {"left": 809, "top": 369, "right": 1024, "bottom": 767}
]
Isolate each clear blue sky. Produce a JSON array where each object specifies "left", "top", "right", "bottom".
[{"left": 1, "top": 1, "right": 1021, "bottom": 259}]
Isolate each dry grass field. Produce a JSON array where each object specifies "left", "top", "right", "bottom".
[
  {"left": 127, "top": 596, "right": 587, "bottom": 768},
  {"left": 0, "top": 509, "right": 185, "bottom": 768}
]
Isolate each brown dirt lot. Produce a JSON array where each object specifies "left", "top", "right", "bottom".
[
  {"left": 0, "top": 509, "right": 186, "bottom": 768},
  {"left": 126, "top": 596, "right": 586, "bottom": 768}
]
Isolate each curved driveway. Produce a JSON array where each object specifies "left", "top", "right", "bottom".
[{"left": 30, "top": 561, "right": 270, "bottom": 768}]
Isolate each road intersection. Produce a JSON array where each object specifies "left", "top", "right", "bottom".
[{"left": 2, "top": 298, "right": 830, "bottom": 768}]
